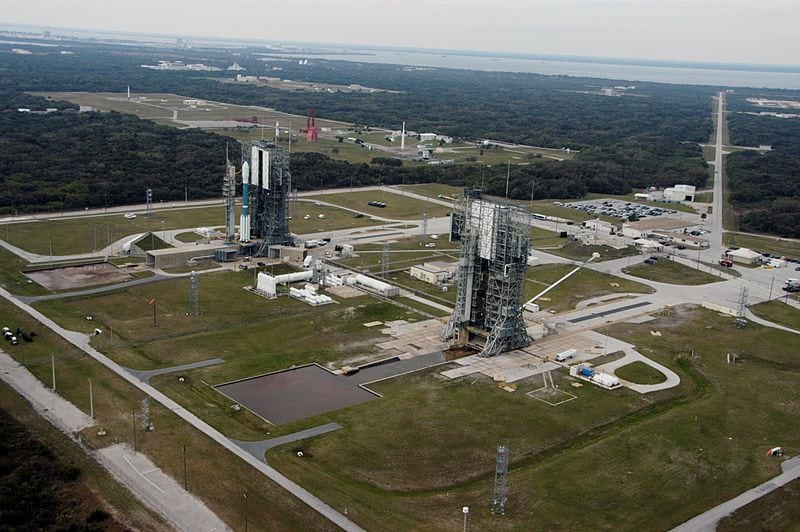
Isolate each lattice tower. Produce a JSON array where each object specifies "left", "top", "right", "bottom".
[
  {"left": 145, "top": 188, "right": 153, "bottom": 219},
  {"left": 491, "top": 444, "right": 510, "bottom": 516},
  {"left": 188, "top": 271, "right": 199, "bottom": 316},
  {"left": 381, "top": 242, "right": 390, "bottom": 278}
]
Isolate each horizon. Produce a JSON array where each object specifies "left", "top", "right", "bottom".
[
  {"left": 1, "top": 0, "right": 798, "bottom": 67},
  {"left": 3, "top": 20, "right": 800, "bottom": 73}
]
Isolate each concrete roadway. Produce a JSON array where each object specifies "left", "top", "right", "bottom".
[{"left": 672, "top": 456, "right": 800, "bottom": 532}]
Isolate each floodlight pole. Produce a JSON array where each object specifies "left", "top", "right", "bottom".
[
  {"left": 768, "top": 276, "right": 774, "bottom": 301},
  {"left": 153, "top": 300, "right": 157, "bottom": 327},
  {"left": 51, "top": 353, "right": 56, "bottom": 391},
  {"left": 182, "top": 444, "right": 188, "bottom": 491},
  {"left": 132, "top": 409, "right": 138, "bottom": 452},
  {"left": 89, "top": 379, "right": 94, "bottom": 419},
  {"left": 462, "top": 506, "right": 469, "bottom": 532}
]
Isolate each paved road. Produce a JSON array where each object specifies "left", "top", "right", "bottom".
[
  {"left": 0, "top": 285, "right": 364, "bottom": 532},
  {"left": 127, "top": 357, "right": 226, "bottom": 384},
  {"left": 672, "top": 456, "right": 800, "bottom": 532},
  {"left": 232, "top": 422, "right": 343, "bottom": 462}
]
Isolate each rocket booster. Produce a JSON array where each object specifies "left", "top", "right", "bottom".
[{"left": 239, "top": 160, "right": 251, "bottom": 243}]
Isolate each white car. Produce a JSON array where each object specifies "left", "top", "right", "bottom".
[
  {"left": 303, "top": 214, "right": 311, "bottom": 220},
  {"left": 124, "top": 213, "right": 137, "bottom": 219}
]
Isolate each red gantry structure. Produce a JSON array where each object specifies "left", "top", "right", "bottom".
[{"left": 302, "top": 108, "right": 320, "bottom": 142}]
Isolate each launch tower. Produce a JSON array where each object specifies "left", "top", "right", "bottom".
[
  {"left": 239, "top": 142, "right": 293, "bottom": 255},
  {"left": 442, "top": 190, "right": 531, "bottom": 357}
]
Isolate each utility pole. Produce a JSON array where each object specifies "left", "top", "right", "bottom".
[
  {"left": 183, "top": 444, "right": 188, "bottom": 491},
  {"left": 89, "top": 379, "right": 94, "bottom": 418},
  {"left": 243, "top": 492, "right": 248, "bottom": 532},
  {"left": 51, "top": 354, "right": 56, "bottom": 391},
  {"left": 132, "top": 409, "right": 138, "bottom": 452}
]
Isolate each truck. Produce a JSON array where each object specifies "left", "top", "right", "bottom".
[
  {"left": 555, "top": 348, "right": 577, "bottom": 362},
  {"left": 304, "top": 240, "right": 318, "bottom": 248}
]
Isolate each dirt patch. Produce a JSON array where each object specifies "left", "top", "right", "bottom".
[{"left": 27, "top": 263, "right": 136, "bottom": 290}]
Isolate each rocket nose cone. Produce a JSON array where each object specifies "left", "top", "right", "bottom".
[{"left": 242, "top": 161, "right": 250, "bottom": 180}]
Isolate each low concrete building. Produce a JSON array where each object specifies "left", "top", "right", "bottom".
[
  {"left": 663, "top": 184, "right": 696, "bottom": 202},
  {"left": 622, "top": 218, "right": 696, "bottom": 239},
  {"left": 658, "top": 232, "right": 709, "bottom": 249},
  {"left": 267, "top": 245, "right": 306, "bottom": 266},
  {"left": 146, "top": 243, "right": 229, "bottom": 269},
  {"left": 582, "top": 219, "right": 617, "bottom": 235},
  {"left": 409, "top": 261, "right": 457, "bottom": 285},
  {"left": 725, "top": 247, "right": 762, "bottom": 265},
  {"left": 633, "top": 238, "right": 663, "bottom": 252}
]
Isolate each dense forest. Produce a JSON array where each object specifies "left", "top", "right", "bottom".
[
  {"left": 0, "top": 405, "right": 117, "bottom": 529},
  {"left": 0, "top": 92, "right": 228, "bottom": 214},
  {"left": 0, "top": 37, "right": 712, "bottom": 212},
  {"left": 725, "top": 111, "right": 800, "bottom": 238}
]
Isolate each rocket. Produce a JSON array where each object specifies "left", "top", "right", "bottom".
[{"left": 239, "top": 160, "right": 251, "bottom": 243}]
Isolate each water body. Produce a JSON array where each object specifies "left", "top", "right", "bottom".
[{"left": 284, "top": 49, "right": 800, "bottom": 91}]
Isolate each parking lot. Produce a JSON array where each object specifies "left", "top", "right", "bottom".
[{"left": 564, "top": 199, "right": 686, "bottom": 220}]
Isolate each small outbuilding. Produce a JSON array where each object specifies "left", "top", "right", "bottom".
[{"left": 725, "top": 247, "right": 762, "bottom": 265}]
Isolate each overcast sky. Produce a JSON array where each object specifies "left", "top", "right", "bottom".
[{"left": 2, "top": 0, "right": 798, "bottom": 65}]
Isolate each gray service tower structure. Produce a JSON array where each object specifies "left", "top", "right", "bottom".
[
  {"left": 443, "top": 190, "right": 531, "bottom": 357},
  {"left": 240, "top": 142, "right": 293, "bottom": 255}
]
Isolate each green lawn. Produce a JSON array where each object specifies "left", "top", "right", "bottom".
[
  {"left": 525, "top": 264, "right": 653, "bottom": 312},
  {"left": 314, "top": 190, "right": 451, "bottom": 219},
  {"left": 289, "top": 201, "right": 384, "bottom": 234},
  {"left": 264, "top": 306, "right": 800, "bottom": 529},
  {"left": 694, "top": 191, "right": 713, "bottom": 203},
  {"left": 3, "top": 206, "right": 225, "bottom": 256},
  {"left": 31, "top": 269, "right": 429, "bottom": 440},
  {"left": 394, "top": 183, "right": 463, "bottom": 199},
  {"left": 724, "top": 232, "right": 800, "bottom": 260},
  {"left": 0, "top": 246, "right": 50, "bottom": 296},
  {"left": 749, "top": 300, "right": 800, "bottom": 331},
  {"left": 615, "top": 361, "right": 667, "bottom": 384},
  {"left": 624, "top": 258, "right": 722, "bottom": 285}
]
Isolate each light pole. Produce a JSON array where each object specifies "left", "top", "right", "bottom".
[
  {"left": 462, "top": 506, "right": 469, "bottom": 532},
  {"left": 244, "top": 492, "right": 248, "bottom": 532}
]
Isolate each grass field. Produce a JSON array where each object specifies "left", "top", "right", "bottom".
[
  {"left": 615, "top": 361, "right": 668, "bottom": 384},
  {"left": 524, "top": 264, "right": 652, "bottom": 312},
  {"left": 3, "top": 207, "right": 225, "bottom": 256},
  {"left": 0, "top": 296, "right": 332, "bottom": 529},
  {"left": 624, "top": 258, "right": 722, "bottom": 285},
  {"left": 31, "top": 269, "right": 428, "bottom": 440},
  {"left": 749, "top": 300, "right": 800, "bottom": 331},
  {"left": 724, "top": 232, "right": 800, "bottom": 259},
  {"left": 264, "top": 306, "right": 800, "bottom": 529},
  {"left": 718, "top": 478, "right": 800, "bottom": 531},
  {"left": 289, "top": 201, "right": 385, "bottom": 234},
  {"left": 394, "top": 183, "right": 463, "bottom": 200},
  {"left": 313, "top": 190, "right": 451, "bottom": 219},
  {"left": 694, "top": 191, "right": 713, "bottom": 203},
  {"left": 0, "top": 246, "right": 49, "bottom": 296}
]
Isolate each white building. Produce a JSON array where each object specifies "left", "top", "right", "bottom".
[
  {"left": 725, "top": 247, "right": 762, "bottom": 265},
  {"left": 582, "top": 219, "right": 616, "bottom": 235},
  {"left": 663, "top": 184, "right": 696, "bottom": 202},
  {"left": 409, "top": 261, "right": 457, "bottom": 285}
]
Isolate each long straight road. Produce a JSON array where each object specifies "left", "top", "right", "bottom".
[{"left": 710, "top": 91, "right": 726, "bottom": 253}]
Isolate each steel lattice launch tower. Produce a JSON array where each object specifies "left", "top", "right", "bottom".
[
  {"left": 239, "top": 142, "right": 293, "bottom": 254},
  {"left": 443, "top": 190, "right": 531, "bottom": 357}
]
